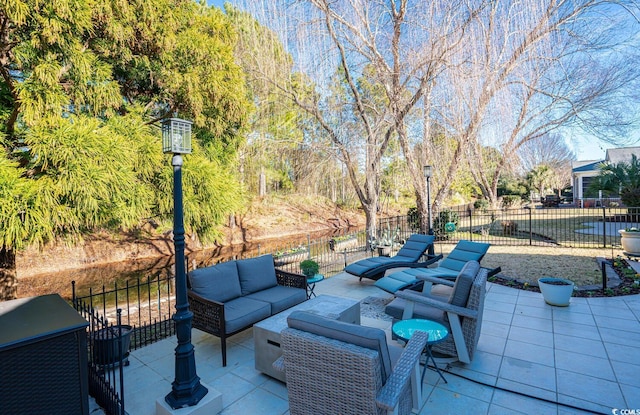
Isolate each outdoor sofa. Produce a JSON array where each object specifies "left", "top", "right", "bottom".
[{"left": 187, "top": 254, "right": 307, "bottom": 366}]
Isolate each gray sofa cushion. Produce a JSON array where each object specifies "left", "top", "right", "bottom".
[
  {"left": 245, "top": 286, "right": 306, "bottom": 314},
  {"left": 223, "top": 297, "right": 271, "bottom": 333},
  {"left": 287, "top": 311, "right": 393, "bottom": 380},
  {"left": 188, "top": 261, "right": 240, "bottom": 303},
  {"left": 237, "top": 254, "right": 278, "bottom": 295}
]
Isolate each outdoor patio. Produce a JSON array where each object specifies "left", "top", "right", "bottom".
[{"left": 114, "top": 270, "right": 640, "bottom": 415}]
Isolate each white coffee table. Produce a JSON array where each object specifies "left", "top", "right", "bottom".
[{"left": 253, "top": 294, "right": 360, "bottom": 382}]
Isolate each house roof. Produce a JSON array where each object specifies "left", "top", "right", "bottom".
[
  {"left": 606, "top": 146, "right": 640, "bottom": 164},
  {"left": 572, "top": 161, "right": 603, "bottom": 173}
]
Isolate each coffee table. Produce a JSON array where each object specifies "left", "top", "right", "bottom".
[{"left": 254, "top": 294, "right": 360, "bottom": 382}]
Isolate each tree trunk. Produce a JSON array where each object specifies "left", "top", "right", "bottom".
[{"left": 0, "top": 247, "right": 17, "bottom": 301}]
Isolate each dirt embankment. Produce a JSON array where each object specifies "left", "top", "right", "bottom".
[{"left": 16, "top": 195, "right": 367, "bottom": 279}]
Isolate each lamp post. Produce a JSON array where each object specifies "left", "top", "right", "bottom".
[
  {"left": 423, "top": 165, "right": 434, "bottom": 235},
  {"left": 162, "top": 117, "right": 208, "bottom": 409}
]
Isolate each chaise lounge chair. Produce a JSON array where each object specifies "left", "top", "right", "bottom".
[
  {"left": 374, "top": 240, "right": 491, "bottom": 293},
  {"left": 344, "top": 234, "right": 439, "bottom": 281}
]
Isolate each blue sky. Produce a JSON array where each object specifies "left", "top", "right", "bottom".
[{"left": 208, "top": 0, "right": 228, "bottom": 9}]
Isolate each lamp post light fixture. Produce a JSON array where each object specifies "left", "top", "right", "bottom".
[{"left": 162, "top": 117, "right": 208, "bottom": 409}]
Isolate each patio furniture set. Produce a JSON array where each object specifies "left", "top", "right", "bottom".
[{"left": 186, "top": 235, "right": 494, "bottom": 414}]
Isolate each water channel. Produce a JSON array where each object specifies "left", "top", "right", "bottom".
[{"left": 18, "top": 227, "right": 363, "bottom": 301}]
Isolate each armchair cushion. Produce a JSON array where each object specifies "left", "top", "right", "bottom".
[
  {"left": 287, "top": 311, "right": 393, "bottom": 380},
  {"left": 188, "top": 261, "right": 240, "bottom": 303},
  {"left": 237, "top": 254, "right": 278, "bottom": 295},
  {"left": 448, "top": 261, "right": 480, "bottom": 307}
]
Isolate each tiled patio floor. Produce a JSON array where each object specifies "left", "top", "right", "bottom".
[{"left": 119, "top": 271, "right": 640, "bottom": 415}]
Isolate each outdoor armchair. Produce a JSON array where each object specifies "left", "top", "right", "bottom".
[
  {"left": 385, "top": 260, "right": 488, "bottom": 364},
  {"left": 374, "top": 240, "right": 491, "bottom": 293},
  {"left": 275, "top": 311, "right": 428, "bottom": 415},
  {"left": 344, "top": 234, "right": 439, "bottom": 281}
]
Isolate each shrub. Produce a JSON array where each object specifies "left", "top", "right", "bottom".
[
  {"left": 474, "top": 199, "right": 489, "bottom": 211},
  {"left": 502, "top": 195, "right": 521, "bottom": 208},
  {"left": 300, "top": 259, "right": 319, "bottom": 277}
]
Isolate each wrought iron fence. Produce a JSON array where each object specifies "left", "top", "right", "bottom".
[
  {"left": 72, "top": 274, "right": 177, "bottom": 415},
  {"left": 379, "top": 205, "right": 637, "bottom": 249}
]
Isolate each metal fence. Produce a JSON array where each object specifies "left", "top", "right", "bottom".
[
  {"left": 379, "top": 205, "right": 637, "bottom": 249},
  {"left": 72, "top": 274, "right": 177, "bottom": 415}
]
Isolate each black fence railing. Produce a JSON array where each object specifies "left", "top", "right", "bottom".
[
  {"left": 379, "top": 206, "right": 636, "bottom": 249},
  {"left": 72, "top": 295, "right": 127, "bottom": 415},
  {"left": 72, "top": 274, "right": 177, "bottom": 415}
]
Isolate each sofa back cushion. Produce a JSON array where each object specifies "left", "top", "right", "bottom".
[
  {"left": 287, "top": 311, "right": 392, "bottom": 380},
  {"left": 188, "top": 261, "right": 241, "bottom": 303},
  {"left": 237, "top": 254, "right": 278, "bottom": 295}
]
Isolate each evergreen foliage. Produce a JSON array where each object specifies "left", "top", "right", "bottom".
[{"left": 0, "top": 0, "right": 250, "bottom": 252}]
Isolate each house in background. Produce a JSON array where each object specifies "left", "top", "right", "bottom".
[{"left": 572, "top": 146, "right": 640, "bottom": 207}]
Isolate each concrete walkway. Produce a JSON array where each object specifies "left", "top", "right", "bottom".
[{"left": 118, "top": 271, "right": 640, "bottom": 415}]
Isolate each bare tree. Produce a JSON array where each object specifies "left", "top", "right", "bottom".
[
  {"left": 234, "top": 0, "right": 639, "bottom": 228},
  {"left": 439, "top": 0, "right": 640, "bottom": 207},
  {"left": 518, "top": 133, "right": 576, "bottom": 173},
  {"left": 235, "top": 0, "right": 482, "bottom": 240}
]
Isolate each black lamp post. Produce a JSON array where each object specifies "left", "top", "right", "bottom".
[
  {"left": 423, "top": 165, "right": 435, "bottom": 256},
  {"left": 162, "top": 117, "right": 208, "bottom": 409}
]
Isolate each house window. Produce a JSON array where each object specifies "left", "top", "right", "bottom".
[{"left": 582, "top": 177, "right": 597, "bottom": 198}]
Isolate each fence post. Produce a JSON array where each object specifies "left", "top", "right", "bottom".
[
  {"left": 117, "top": 309, "right": 126, "bottom": 415},
  {"left": 468, "top": 207, "right": 473, "bottom": 240},
  {"left": 527, "top": 206, "right": 533, "bottom": 245},
  {"left": 602, "top": 206, "right": 607, "bottom": 248},
  {"left": 307, "top": 234, "right": 311, "bottom": 259}
]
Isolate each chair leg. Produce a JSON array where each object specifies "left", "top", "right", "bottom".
[
  {"left": 446, "top": 312, "right": 470, "bottom": 364},
  {"left": 410, "top": 358, "right": 423, "bottom": 412},
  {"left": 221, "top": 336, "right": 227, "bottom": 367}
]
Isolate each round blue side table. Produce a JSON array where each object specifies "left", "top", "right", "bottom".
[
  {"left": 306, "top": 274, "right": 324, "bottom": 299},
  {"left": 392, "top": 318, "right": 449, "bottom": 383}
]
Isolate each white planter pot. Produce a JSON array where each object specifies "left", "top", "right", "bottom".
[
  {"left": 619, "top": 230, "right": 640, "bottom": 254},
  {"left": 538, "top": 277, "right": 574, "bottom": 307}
]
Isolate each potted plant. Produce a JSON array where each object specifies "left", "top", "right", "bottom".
[
  {"left": 619, "top": 227, "right": 640, "bottom": 255},
  {"left": 300, "top": 259, "right": 320, "bottom": 278},
  {"left": 537, "top": 277, "right": 574, "bottom": 306}
]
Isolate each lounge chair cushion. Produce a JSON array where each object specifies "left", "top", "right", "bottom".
[
  {"left": 438, "top": 240, "right": 490, "bottom": 272},
  {"left": 223, "top": 297, "right": 271, "bottom": 333},
  {"left": 374, "top": 267, "right": 458, "bottom": 292},
  {"left": 237, "top": 254, "right": 278, "bottom": 295},
  {"left": 245, "top": 285, "right": 307, "bottom": 314},
  {"left": 188, "top": 261, "right": 241, "bottom": 303},
  {"left": 394, "top": 234, "right": 434, "bottom": 260},
  {"left": 344, "top": 256, "right": 411, "bottom": 277},
  {"left": 287, "top": 311, "right": 393, "bottom": 380}
]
